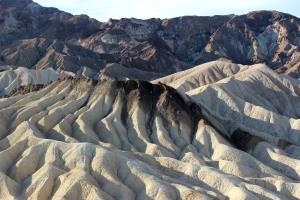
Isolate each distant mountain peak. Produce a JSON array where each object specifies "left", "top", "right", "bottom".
[{"left": 0, "top": 1, "right": 299, "bottom": 78}]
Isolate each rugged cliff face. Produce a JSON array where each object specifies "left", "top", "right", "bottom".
[
  {"left": 199, "top": 11, "right": 300, "bottom": 68},
  {"left": 0, "top": 0, "right": 299, "bottom": 78}
]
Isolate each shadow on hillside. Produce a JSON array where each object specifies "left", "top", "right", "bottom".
[{"left": 193, "top": 78, "right": 300, "bottom": 146}]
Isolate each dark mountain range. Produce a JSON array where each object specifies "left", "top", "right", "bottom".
[{"left": 0, "top": 0, "right": 299, "bottom": 79}]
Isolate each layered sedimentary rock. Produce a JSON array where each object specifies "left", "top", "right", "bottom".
[
  {"left": 156, "top": 61, "right": 300, "bottom": 189},
  {"left": 156, "top": 61, "right": 300, "bottom": 141},
  {"left": 0, "top": 67, "right": 72, "bottom": 97},
  {"left": 99, "top": 63, "right": 162, "bottom": 81},
  {"left": 0, "top": 0, "right": 299, "bottom": 78},
  {"left": 0, "top": 75, "right": 299, "bottom": 199}
]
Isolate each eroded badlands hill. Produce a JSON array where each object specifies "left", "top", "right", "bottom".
[
  {"left": 1, "top": 1, "right": 300, "bottom": 199},
  {"left": 156, "top": 61, "right": 300, "bottom": 146},
  {"left": 0, "top": 67, "right": 74, "bottom": 97},
  {"left": 0, "top": 72, "right": 299, "bottom": 199}
]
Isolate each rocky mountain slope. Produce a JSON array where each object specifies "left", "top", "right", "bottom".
[
  {"left": 0, "top": 0, "right": 300, "bottom": 78},
  {"left": 0, "top": 61, "right": 299, "bottom": 199}
]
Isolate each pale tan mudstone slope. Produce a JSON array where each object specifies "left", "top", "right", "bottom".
[
  {"left": 0, "top": 61, "right": 300, "bottom": 199},
  {"left": 156, "top": 61, "right": 300, "bottom": 146},
  {"left": 0, "top": 67, "right": 72, "bottom": 97}
]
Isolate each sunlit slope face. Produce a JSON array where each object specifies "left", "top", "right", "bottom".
[
  {"left": 0, "top": 67, "right": 73, "bottom": 97},
  {"left": 0, "top": 77, "right": 299, "bottom": 199},
  {"left": 156, "top": 61, "right": 300, "bottom": 145}
]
